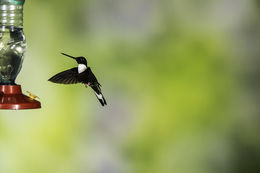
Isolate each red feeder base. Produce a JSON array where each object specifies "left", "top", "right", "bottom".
[{"left": 0, "top": 85, "right": 41, "bottom": 110}]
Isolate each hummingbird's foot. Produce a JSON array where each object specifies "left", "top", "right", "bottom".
[
  {"left": 84, "top": 83, "right": 91, "bottom": 88},
  {"left": 84, "top": 83, "right": 92, "bottom": 88}
]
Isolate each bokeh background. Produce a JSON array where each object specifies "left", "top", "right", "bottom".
[{"left": 0, "top": 0, "right": 259, "bottom": 172}]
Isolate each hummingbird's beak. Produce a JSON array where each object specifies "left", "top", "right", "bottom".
[{"left": 61, "top": 53, "right": 76, "bottom": 59}]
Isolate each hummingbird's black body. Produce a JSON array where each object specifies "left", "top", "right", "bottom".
[{"left": 48, "top": 53, "right": 107, "bottom": 106}]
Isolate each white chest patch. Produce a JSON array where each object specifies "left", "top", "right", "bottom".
[{"left": 78, "top": 64, "right": 87, "bottom": 73}]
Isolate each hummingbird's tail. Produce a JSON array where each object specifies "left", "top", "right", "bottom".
[
  {"left": 91, "top": 85, "right": 107, "bottom": 106},
  {"left": 95, "top": 92, "right": 107, "bottom": 106}
]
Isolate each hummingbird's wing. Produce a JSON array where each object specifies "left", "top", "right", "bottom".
[{"left": 48, "top": 67, "right": 79, "bottom": 84}]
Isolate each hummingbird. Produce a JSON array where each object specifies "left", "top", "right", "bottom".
[{"left": 48, "top": 53, "right": 107, "bottom": 106}]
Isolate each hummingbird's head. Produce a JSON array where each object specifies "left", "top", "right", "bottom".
[
  {"left": 75, "top": 56, "right": 87, "bottom": 66},
  {"left": 61, "top": 53, "right": 87, "bottom": 66}
]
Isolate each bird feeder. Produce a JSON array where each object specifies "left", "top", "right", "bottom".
[{"left": 0, "top": 0, "right": 40, "bottom": 109}]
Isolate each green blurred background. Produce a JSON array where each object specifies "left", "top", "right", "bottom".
[{"left": 0, "top": 0, "right": 260, "bottom": 172}]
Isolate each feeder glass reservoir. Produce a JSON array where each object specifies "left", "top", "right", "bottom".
[{"left": 0, "top": 0, "right": 25, "bottom": 84}]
